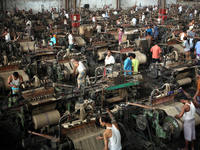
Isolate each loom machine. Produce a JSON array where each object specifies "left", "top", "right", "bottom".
[
  {"left": 149, "top": 46, "right": 200, "bottom": 87},
  {"left": 112, "top": 85, "right": 200, "bottom": 149},
  {"left": 0, "top": 76, "right": 134, "bottom": 150}
]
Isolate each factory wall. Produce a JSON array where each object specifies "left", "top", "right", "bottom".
[{"left": 4, "top": 0, "right": 65, "bottom": 14}]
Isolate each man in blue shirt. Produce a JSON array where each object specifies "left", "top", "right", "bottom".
[
  {"left": 49, "top": 34, "right": 56, "bottom": 46},
  {"left": 153, "top": 24, "right": 159, "bottom": 42},
  {"left": 124, "top": 53, "right": 133, "bottom": 75},
  {"left": 195, "top": 41, "right": 200, "bottom": 63},
  {"left": 146, "top": 26, "right": 153, "bottom": 36}
]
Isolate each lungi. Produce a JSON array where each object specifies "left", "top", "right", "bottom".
[
  {"left": 196, "top": 54, "right": 200, "bottom": 61},
  {"left": 184, "top": 118, "right": 196, "bottom": 141},
  {"left": 77, "top": 70, "right": 86, "bottom": 87}
]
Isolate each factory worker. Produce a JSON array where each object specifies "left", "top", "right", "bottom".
[
  {"left": 105, "top": 50, "right": 115, "bottom": 75},
  {"left": 90, "top": 15, "right": 97, "bottom": 22},
  {"left": 71, "top": 59, "right": 86, "bottom": 88},
  {"left": 116, "top": 18, "right": 121, "bottom": 27},
  {"left": 97, "top": 115, "right": 122, "bottom": 150},
  {"left": 146, "top": 32, "right": 152, "bottom": 49},
  {"left": 153, "top": 24, "right": 159, "bottom": 42},
  {"left": 146, "top": 7, "right": 149, "bottom": 12},
  {"left": 1, "top": 29, "right": 11, "bottom": 42},
  {"left": 194, "top": 41, "right": 200, "bottom": 63},
  {"left": 178, "top": 5, "right": 182, "bottom": 13},
  {"left": 131, "top": 53, "right": 139, "bottom": 75},
  {"left": 49, "top": 34, "right": 56, "bottom": 46},
  {"left": 124, "top": 53, "right": 133, "bottom": 75},
  {"left": 189, "top": 28, "right": 196, "bottom": 49},
  {"left": 132, "top": 16, "right": 137, "bottom": 26},
  {"left": 26, "top": 19, "right": 32, "bottom": 26},
  {"left": 96, "top": 23, "right": 102, "bottom": 34},
  {"left": 115, "top": 28, "right": 124, "bottom": 45},
  {"left": 179, "top": 29, "right": 187, "bottom": 41},
  {"left": 193, "top": 70, "right": 200, "bottom": 102},
  {"left": 52, "top": 11, "right": 55, "bottom": 21},
  {"left": 68, "top": 30, "right": 77, "bottom": 51},
  {"left": 188, "top": 20, "right": 194, "bottom": 29},
  {"left": 25, "top": 24, "right": 33, "bottom": 39},
  {"left": 7, "top": 72, "right": 23, "bottom": 94},
  {"left": 146, "top": 25, "right": 153, "bottom": 36},
  {"left": 141, "top": 13, "right": 145, "bottom": 23},
  {"left": 182, "top": 36, "right": 191, "bottom": 62},
  {"left": 150, "top": 41, "right": 161, "bottom": 63},
  {"left": 174, "top": 96, "right": 200, "bottom": 150}
]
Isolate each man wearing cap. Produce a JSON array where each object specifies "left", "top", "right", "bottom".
[
  {"left": 150, "top": 42, "right": 161, "bottom": 63},
  {"left": 124, "top": 53, "right": 133, "bottom": 75},
  {"left": 7, "top": 72, "right": 23, "bottom": 94},
  {"left": 71, "top": 59, "right": 86, "bottom": 88}
]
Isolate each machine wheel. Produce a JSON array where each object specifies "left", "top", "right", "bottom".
[
  {"left": 149, "top": 63, "right": 158, "bottom": 79},
  {"left": 162, "top": 116, "right": 181, "bottom": 139}
]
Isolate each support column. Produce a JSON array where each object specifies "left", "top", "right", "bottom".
[{"left": 116, "top": 0, "right": 118, "bottom": 9}]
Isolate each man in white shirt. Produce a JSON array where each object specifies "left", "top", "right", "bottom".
[
  {"left": 26, "top": 19, "right": 32, "bottom": 26},
  {"left": 105, "top": 50, "right": 115, "bottom": 75},
  {"left": 65, "top": 12, "right": 69, "bottom": 19},
  {"left": 179, "top": 5, "right": 182, "bottom": 13},
  {"left": 132, "top": 16, "right": 137, "bottom": 26},
  {"left": 68, "top": 31, "right": 76, "bottom": 51},
  {"left": 183, "top": 36, "right": 191, "bottom": 62},
  {"left": 142, "top": 13, "right": 145, "bottom": 24},
  {"left": 96, "top": 23, "right": 102, "bottom": 33}
]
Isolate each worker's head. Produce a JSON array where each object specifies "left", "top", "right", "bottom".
[
  {"left": 192, "top": 20, "right": 194, "bottom": 23},
  {"left": 179, "top": 99, "right": 189, "bottom": 104},
  {"left": 50, "top": 34, "right": 53, "bottom": 38},
  {"left": 192, "top": 28, "right": 195, "bottom": 32},
  {"left": 155, "top": 41, "right": 159, "bottom": 45},
  {"left": 183, "top": 36, "right": 187, "bottom": 40},
  {"left": 107, "top": 50, "right": 112, "bottom": 56},
  {"left": 132, "top": 53, "right": 136, "bottom": 59},
  {"left": 99, "top": 116, "right": 110, "bottom": 127},
  {"left": 128, "top": 53, "right": 133, "bottom": 59},
  {"left": 13, "top": 72, "right": 19, "bottom": 80},
  {"left": 71, "top": 58, "right": 76, "bottom": 64},
  {"left": 153, "top": 24, "right": 156, "bottom": 27},
  {"left": 148, "top": 26, "right": 150, "bottom": 29},
  {"left": 70, "top": 30, "right": 73, "bottom": 34}
]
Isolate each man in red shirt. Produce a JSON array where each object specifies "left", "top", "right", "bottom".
[{"left": 150, "top": 41, "right": 161, "bottom": 63}]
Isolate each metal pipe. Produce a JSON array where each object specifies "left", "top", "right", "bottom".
[
  {"left": 28, "top": 131, "right": 59, "bottom": 141},
  {"left": 128, "top": 102, "right": 155, "bottom": 110}
]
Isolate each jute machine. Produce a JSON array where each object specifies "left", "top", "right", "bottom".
[
  {"left": 149, "top": 46, "right": 200, "bottom": 87},
  {"left": 111, "top": 85, "right": 200, "bottom": 150}
]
